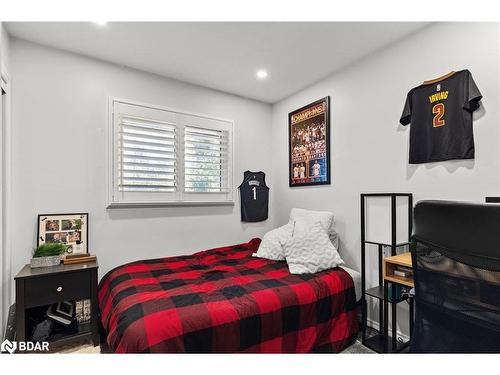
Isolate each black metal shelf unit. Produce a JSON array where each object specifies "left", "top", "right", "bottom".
[{"left": 360, "top": 193, "right": 413, "bottom": 353}]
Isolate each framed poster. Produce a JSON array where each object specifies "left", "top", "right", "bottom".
[
  {"left": 38, "top": 213, "right": 88, "bottom": 255},
  {"left": 289, "top": 96, "right": 330, "bottom": 187}
]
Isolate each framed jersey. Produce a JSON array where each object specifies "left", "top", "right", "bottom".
[
  {"left": 288, "top": 96, "right": 331, "bottom": 187},
  {"left": 400, "top": 70, "right": 482, "bottom": 164}
]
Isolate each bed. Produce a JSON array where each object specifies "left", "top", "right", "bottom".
[{"left": 98, "top": 238, "right": 360, "bottom": 353}]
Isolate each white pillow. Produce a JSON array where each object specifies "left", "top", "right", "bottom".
[
  {"left": 292, "top": 217, "right": 340, "bottom": 253},
  {"left": 328, "top": 227, "right": 339, "bottom": 251},
  {"left": 283, "top": 221, "right": 344, "bottom": 274},
  {"left": 253, "top": 223, "right": 293, "bottom": 261},
  {"left": 289, "top": 207, "right": 334, "bottom": 234}
]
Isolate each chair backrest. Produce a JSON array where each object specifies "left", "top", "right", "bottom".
[{"left": 411, "top": 200, "right": 500, "bottom": 353}]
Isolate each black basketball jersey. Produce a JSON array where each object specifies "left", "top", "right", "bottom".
[
  {"left": 238, "top": 171, "right": 269, "bottom": 222},
  {"left": 400, "top": 70, "right": 482, "bottom": 164}
]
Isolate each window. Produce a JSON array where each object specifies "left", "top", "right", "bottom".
[{"left": 108, "top": 99, "right": 233, "bottom": 207}]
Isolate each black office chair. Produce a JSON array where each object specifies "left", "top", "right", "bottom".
[{"left": 410, "top": 200, "right": 500, "bottom": 353}]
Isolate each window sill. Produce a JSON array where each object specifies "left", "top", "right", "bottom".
[{"left": 107, "top": 201, "right": 235, "bottom": 209}]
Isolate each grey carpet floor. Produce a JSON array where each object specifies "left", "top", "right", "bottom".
[
  {"left": 61, "top": 339, "right": 375, "bottom": 354},
  {"left": 341, "top": 340, "right": 376, "bottom": 354}
]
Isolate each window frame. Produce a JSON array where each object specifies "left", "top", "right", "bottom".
[{"left": 107, "top": 97, "right": 235, "bottom": 208}]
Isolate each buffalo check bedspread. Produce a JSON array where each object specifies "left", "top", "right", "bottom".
[{"left": 98, "top": 238, "right": 359, "bottom": 353}]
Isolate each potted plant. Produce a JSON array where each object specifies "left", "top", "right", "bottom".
[{"left": 31, "top": 243, "right": 67, "bottom": 268}]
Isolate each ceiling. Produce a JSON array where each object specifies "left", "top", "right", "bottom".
[{"left": 6, "top": 22, "right": 430, "bottom": 103}]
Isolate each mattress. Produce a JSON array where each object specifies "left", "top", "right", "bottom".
[
  {"left": 339, "top": 266, "right": 361, "bottom": 301},
  {"left": 99, "top": 238, "right": 360, "bottom": 353}
]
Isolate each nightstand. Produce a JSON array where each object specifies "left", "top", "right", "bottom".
[{"left": 14, "top": 260, "right": 99, "bottom": 351}]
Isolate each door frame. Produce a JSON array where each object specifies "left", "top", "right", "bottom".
[{"left": 1, "top": 65, "right": 11, "bottom": 336}]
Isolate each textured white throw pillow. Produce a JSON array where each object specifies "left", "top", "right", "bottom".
[
  {"left": 284, "top": 221, "right": 344, "bottom": 274},
  {"left": 293, "top": 217, "right": 339, "bottom": 252},
  {"left": 253, "top": 223, "right": 294, "bottom": 261}
]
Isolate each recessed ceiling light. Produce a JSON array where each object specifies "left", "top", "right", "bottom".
[
  {"left": 256, "top": 69, "right": 269, "bottom": 80},
  {"left": 92, "top": 21, "right": 108, "bottom": 27}
]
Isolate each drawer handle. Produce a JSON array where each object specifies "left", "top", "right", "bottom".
[{"left": 56, "top": 286, "right": 63, "bottom": 293}]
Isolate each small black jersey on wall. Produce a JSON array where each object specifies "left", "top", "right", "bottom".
[{"left": 238, "top": 171, "right": 269, "bottom": 222}]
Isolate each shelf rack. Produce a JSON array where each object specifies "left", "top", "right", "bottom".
[{"left": 360, "top": 193, "right": 413, "bottom": 353}]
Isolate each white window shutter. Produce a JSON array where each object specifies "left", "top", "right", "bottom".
[
  {"left": 118, "top": 115, "right": 177, "bottom": 192},
  {"left": 184, "top": 126, "right": 230, "bottom": 193}
]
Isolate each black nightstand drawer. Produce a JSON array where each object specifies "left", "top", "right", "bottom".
[{"left": 25, "top": 271, "right": 91, "bottom": 308}]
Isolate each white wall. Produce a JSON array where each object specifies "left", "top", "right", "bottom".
[
  {"left": 0, "top": 22, "right": 11, "bottom": 335},
  {"left": 0, "top": 23, "right": 10, "bottom": 72},
  {"left": 271, "top": 22, "right": 500, "bottom": 335},
  {"left": 9, "top": 38, "right": 274, "bottom": 280}
]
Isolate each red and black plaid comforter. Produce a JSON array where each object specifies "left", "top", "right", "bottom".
[{"left": 99, "top": 238, "right": 359, "bottom": 353}]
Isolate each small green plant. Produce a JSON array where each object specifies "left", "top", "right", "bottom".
[
  {"left": 33, "top": 243, "right": 67, "bottom": 258},
  {"left": 74, "top": 219, "right": 82, "bottom": 230}
]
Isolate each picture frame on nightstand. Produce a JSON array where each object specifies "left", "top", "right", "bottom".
[{"left": 37, "top": 213, "right": 89, "bottom": 256}]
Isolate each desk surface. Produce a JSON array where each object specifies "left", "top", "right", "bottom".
[
  {"left": 385, "top": 252, "right": 412, "bottom": 267},
  {"left": 384, "top": 252, "right": 414, "bottom": 287}
]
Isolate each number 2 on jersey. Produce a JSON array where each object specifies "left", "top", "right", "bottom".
[
  {"left": 432, "top": 103, "right": 445, "bottom": 128},
  {"left": 252, "top": 186, "right": 257, "bottom": 200}
]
